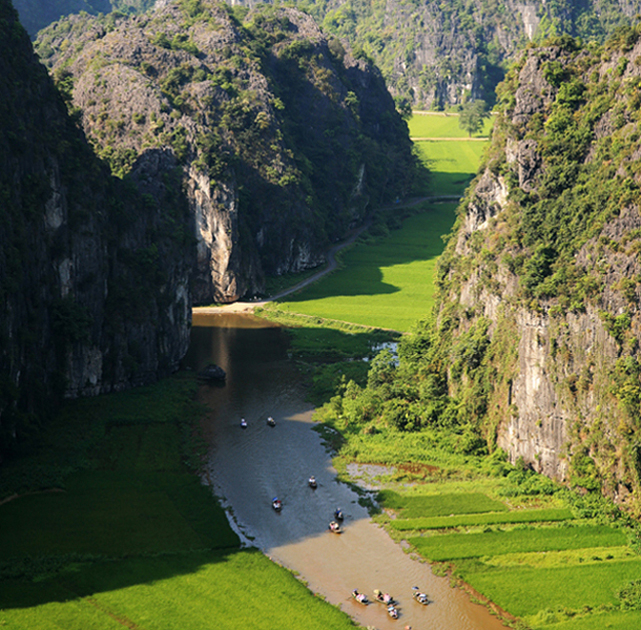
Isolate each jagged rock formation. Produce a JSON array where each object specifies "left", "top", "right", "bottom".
[
  {"left": 436, "top": 28, "right": 641, "bottom": 510},
  {"left": 35, "top": 1, "right": 414, "bottom": 304},
  {"left": 0, "top": 0, "right": 194, "bottom": 460},
  {"left": 308, "top": 0, "right": 641, "bottom": 108}
]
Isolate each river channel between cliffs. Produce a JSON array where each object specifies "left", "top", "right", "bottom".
[{"left": 184, "top": 313, "right": 508, "bottom": 630}]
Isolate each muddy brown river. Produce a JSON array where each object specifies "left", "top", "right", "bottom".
[{"left": 184, "top": 313, "right": 508, "bottom": 630}]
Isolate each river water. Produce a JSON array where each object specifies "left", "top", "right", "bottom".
[{"left": 184, "top": 313, "right": 508, "bottom": 630}]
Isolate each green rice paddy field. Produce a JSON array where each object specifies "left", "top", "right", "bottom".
[
  {"left": 0, "top": 376, "right": 355, "bottom": 630},
  {"left": 272, "top": 113, "right": 491, "bottom": 331},
  {"left": 408, "top": 111, "right": 495, "bottom": 138},
  {"left": 371, "top": 471, "right": 641, "bottom": 630},
  {"left": 270, "top": 204, "right": 458, "bottom": 331}
]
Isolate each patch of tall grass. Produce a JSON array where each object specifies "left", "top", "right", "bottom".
[
  {"left": 378, "top": 490, "right": 508, "bottom": 517},
  {"left": 462, "top": 559, "right": 641, "bottom": 621},
  {"left": 535, "top": 609, "right": 641, "bottom": 630}
]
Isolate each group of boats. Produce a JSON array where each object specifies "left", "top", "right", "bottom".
[
  {"left": 272, "top": 488, "right": 344, "bottom": 533},
  {"left": 246, "top": 414, "right": 431, "bottom": 620},
  {"left": 352, "top": 587, "right": 429, "bottom": 619},
  {"left": 242, "top": 417, "right": 344, "bottom": 533}
]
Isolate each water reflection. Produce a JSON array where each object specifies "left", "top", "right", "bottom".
[{"left": 185, "top": 314, "right": 508, "bottom": 630}]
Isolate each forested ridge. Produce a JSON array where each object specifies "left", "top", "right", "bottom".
[
  {"left": 317, "top": 26, "right": 641, "bottom": 516},
  {"left": 15, "top": 0, "right": 641, "bottom": 109}
]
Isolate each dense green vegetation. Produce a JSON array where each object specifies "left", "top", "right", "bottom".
[
  {"left": 0, "top": 374, "right": 356, "bottom": 629},
  {"left": 293, "top": 0, "right": 641, "bottom": 110}
]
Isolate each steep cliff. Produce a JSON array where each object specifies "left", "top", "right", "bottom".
[
  {"left": 0, "top": 0, "right": 193, "bottom": 460},
  {"left": 435, "top": 28, "right": 641, "bottom": 511},
  {"left": 35, "top": 1, "right": 416, "bottom": 304}
]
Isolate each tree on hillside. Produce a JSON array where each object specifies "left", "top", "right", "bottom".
[{"left": 458, "top": 99, "right": 489, "bottom": 137}]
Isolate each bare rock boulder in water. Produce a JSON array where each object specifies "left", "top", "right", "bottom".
[{"left": 198, "top": 363, "right": 226, "bottom": 382}]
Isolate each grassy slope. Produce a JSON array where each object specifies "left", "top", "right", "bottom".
[{"left": 0, "top": 375, "right": 355, "bottom": 630}]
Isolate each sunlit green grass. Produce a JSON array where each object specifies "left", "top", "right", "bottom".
[
  {"left": 390, "top": 507, "right": 574, "bottom": 530},
  {"left": 408, "top": 112, "right": 495, "bottom": 138},
  {"left": 409, "top": 525, "right": 627, "bottom": 561},
  {"left": 0, "top": 550, "right": 356, "bottom": 630},
  {"left": 273, "top": 203, "right": 457, "bottom": 331},
  {"left": 462, "top": 559, "right": 641, "bottom": 621},
  {"left": 413, "top": 139, "right": 489, "bottom": 196},
  {"left": 536, "top": 609, "right": 641, "bottom": 630},
  {"left": 484, "top": 546, "right": 635, "bottom": 570}
]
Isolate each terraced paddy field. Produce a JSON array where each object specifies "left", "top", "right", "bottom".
[{"left": 367, "top": 467, "right": 641, "bottom": 630}]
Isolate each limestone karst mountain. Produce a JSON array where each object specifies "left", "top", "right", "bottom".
[
  {"left": 431, "top": 29, "right": 641, "bottom": 509},
  {"left": 0, "top": 0, "right": 194, "bottom": 459},
  {"left": 35, "top": 1, "right": 416, "bottom": 304}
]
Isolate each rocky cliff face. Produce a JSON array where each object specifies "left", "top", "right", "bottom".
[
  {"left": 0, "top": 0, "right": 193, "bottom": 460},
  {"left": 438, "top": 30, "right": 641, "bottom": 510},
  {"left": 35, "top": 1, "right": 415, "bottom": 304}
]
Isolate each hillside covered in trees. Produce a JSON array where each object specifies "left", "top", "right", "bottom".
[
  {"left": 35, "top": 0, "right": 416, "bottom": 303},
  {"left": 305, "top": 0, "right": 641, "bottom": 108},
  {"left": 16, "top": 0, "right": 641, "bottom": 109},
  {"left": 321, "top": 26, "right": 641, "bottom": 516}
]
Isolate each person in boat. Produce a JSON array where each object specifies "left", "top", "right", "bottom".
[
  {"left": 388, "top": 604, "right": 398, "bottom": 618},
  {"left": 334, "top": 507, "right": 343, "bottom": 520}
]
